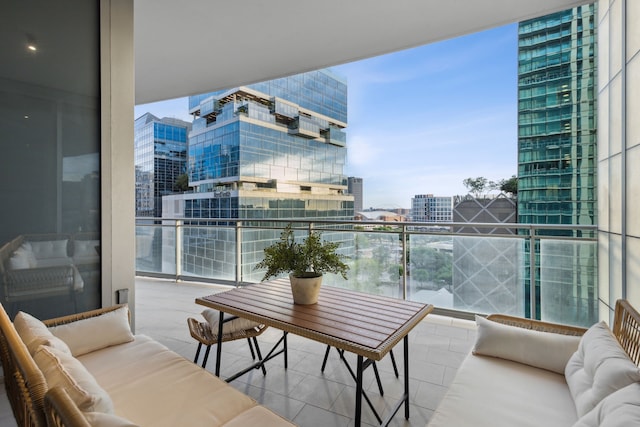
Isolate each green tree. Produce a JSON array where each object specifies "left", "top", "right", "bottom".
[
  {"left": 173, "top": 173, "right": 191, "bottom": 192},
  {"left": 463, "top": 177, "right": 488, "bottom": 198},
  {"left": 499, "top": 175, "right": 518, "bottom": 196}
]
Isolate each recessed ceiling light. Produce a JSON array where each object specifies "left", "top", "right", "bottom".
[
  {"left": 26, "top": 34, "right": 38, "bottom": 52},
  {"left": 24, "top": 115, "right": 29, "bottom": 119}
]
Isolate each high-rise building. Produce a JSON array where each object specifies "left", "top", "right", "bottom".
[
  {"left": 134, "top": 113, "right": 190, "bottom": 218},
  {"left": 411, "top": 194, "right": 452, "bottom": 223},
  {"left": 348, "top": 177, "right": 364, "bottom": 213},
  {"left": 163, "top": 69, "right": 354, "bottom": 281},
  {"left": 517, "top": 4, "right": 597, "bottom": 325}
]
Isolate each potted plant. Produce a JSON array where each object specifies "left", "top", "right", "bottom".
[{"left": 255, "top": 224, "right": 349, "bottom": 304}]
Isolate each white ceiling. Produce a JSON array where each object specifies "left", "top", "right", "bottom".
[{"left": 134, "top": 0, "right": 594, "bottom": 104}]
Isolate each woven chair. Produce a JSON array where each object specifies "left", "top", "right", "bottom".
[{"left": 187, "top": 316, "right": 268, "bottom": 374}]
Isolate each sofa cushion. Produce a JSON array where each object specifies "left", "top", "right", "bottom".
[
  {"left": 565, "top": 321, "right": 640, "bottom": 417},
  {"left": 572, "top": 382, "right": 640, "bottom": 427},
  {"left": 84, "top": 412, "right": 140, "bottom": 427},
  {"left": 73, "top": 239, "right": 100, "bottom": 258},
  {"left": 221, "top": 406, "right": 295, "bottom": 427},
  {"left": 50, "top": 306, "right": 134, "bottom": 357},
  {"left": 13, "top": 311, "right": 72, "bottom": 356},
  {"left": 473, "top": 315, "right": 581, "bottom": 374},
  {"left": 78, "top": 335, "right": 265, "bottom": 426},
  {"left": 34, "top": 345, "right": 114, "bottom": 413},
  {"left": 201, "top": 308, "right": 262, "bottom": 335},
  {"left": 427, "top": 352, "right": 578, "bottom": 427},
  {"left": 29, "top": 240, "right": 68, "bottom": 260}
]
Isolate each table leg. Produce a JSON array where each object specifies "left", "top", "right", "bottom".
[
  {"left": 355, "top": 355, "right": 364, "bottom": 427},
  {"left": 404, "top": 335, "right": 410, "bottom": 419},
  {"left": 215, "top": 310, "right": 224, "bottom": 377}
]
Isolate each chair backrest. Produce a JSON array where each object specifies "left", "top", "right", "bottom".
[{"left": 613, "top": 299, "right": 640, "bottom": 366}]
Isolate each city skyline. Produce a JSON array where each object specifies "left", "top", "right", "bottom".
[{"left": 135, "top": 23, "right": 519, "bottom": 209}]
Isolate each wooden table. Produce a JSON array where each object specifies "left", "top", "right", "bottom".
[{"left": 196, "top": 278, "right": 433, "bottom": 426}]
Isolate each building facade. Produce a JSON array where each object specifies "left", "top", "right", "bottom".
[
  {"left": 517, "top": 4, "right": 598, "bottom": 326},
  {"left": 348, "top": 177, "right": 364, "bottom": 214},
  {"left": 164, "top": 70, "right": 354, "bottom": 282},
  {"left": 411, "top": 194, "right": 452, "bottom": 223},
  {"left": 451, "top": 195, "right": 522, "bottom": 315},
  {"left": 134, "top": 113, "right": 190, "bottom": 218}
]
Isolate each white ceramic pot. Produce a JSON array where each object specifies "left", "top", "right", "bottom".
[{"left": 289, "top": 273, "right": 323, "bottom": 304}]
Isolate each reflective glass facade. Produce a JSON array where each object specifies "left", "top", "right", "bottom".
[
  {"left": 518, "top": 5, "right": 597, "bottom": 230},
  {"left": 517, "top": 5, "right": 597, "bottom": 326},
  {"left": 134, "top": 113, "right": 189, "bottom": 218},
  {"left": 170, "top": 70, "right": 353, "bottom": 281}
]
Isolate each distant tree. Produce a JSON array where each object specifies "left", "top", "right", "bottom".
[
  {"left": 174, "top": 173, "right": 191, "bottom": 192},
  {"left": 499, "top": 175, "right": 518, "bottom": 196},
  {"left": 463, "top": 177, "right": 488, "bottom": 198}
]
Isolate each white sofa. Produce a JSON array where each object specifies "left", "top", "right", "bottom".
[
  {"left": 0, "top": 303, "right": 295, "bottom": 427},
  {"left": 427, "top": 300, "right": 640, "bottom": 427}
]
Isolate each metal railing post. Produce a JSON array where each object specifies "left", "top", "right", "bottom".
[
  {"left": 175, "top": 220, "right": 182, "bottom": 281},
  {"left": 401, "top": 225, "right": 407, "bottom": 300},
  {"left": 529, "top": 226, "right": 537, "bottom": 320},
  {"left": 236, "top": 221, "right": 242, "bottom": 287}
]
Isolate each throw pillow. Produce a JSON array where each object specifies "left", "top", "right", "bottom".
[
  {"left": 33, "top": 345, "right": 114, "bottom": 413},
  {"left": 565, "top": 321, "right": 640, "bottom": 417},
  {"left": 201, "top": 308, "right": 262, "bottom": 335},
  {"left": 49, "top": 306, "right": 134, "bottom": 357},
  {"left": 572, "top": 382, "right": 640, "bottom": 427},
  {"left": 29, "top": 240, "right": 69, "bottom": 259},
  {"left": 472, "top": 315, "right": 581, "bottom": 374},
  {"left": 13, "top": 311, "right": 72, "bottom": 356},
  {"left": 9, "top": 247, "right": 31, "bottom": 270},
  {"left": 84, "top": 412, "right": 140, "bottom": 427}
]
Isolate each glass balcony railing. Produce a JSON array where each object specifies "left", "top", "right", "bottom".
[{"left": 135, "top": 218, "right": 597, "bottom": 327}]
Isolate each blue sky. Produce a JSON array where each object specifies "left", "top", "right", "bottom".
[{"left": 135, "top": 23, "right": 518, "bottom": 209}]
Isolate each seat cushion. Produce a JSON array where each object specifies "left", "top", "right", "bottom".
[
  {"left": 427, "top": 353, "right": 578, "bottom": 427},
  {"left": 201, "top": 308, "right": 262, "bottom": 335},
  {"left": 78, "top": 335, "right": 270, "bottom": 427}
]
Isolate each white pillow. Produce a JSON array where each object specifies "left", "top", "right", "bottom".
[
  {"left": 201, "top": 309, "right": 262, "bottom": 335},
  {"left": 13, "top": 311, "right": 72, "bottom": 356},
  {"left": 29, "top": 240, "right": 68, "bottom": 260},
  {"left": 9, "top": 248, "right": 31, "bottom": 269},
  {"left": 472, "top": 315, "right": 581, "bottom": 374},
  {"left": 572, "top": 382, "right": 640, "bottom": 427},
  {"left": 84, "top": 412, "right": 140, "bottom": 427},
  {"left": 73, "top": 240, "right": 100, "bottom": 257},
  {"left": 33, "top": 345, "right": 114, "bottom": 413},
  {"left": 565, "top": 321, "right": 640, "bottom": 417},
  {"left": 50, "top": 306, "right": 134, "bottom": 357}
]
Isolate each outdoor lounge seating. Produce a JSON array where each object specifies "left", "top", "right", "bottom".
[
  {"left": 187, "top": 309, "right": 268, "bottom": 371},
  {"left": 0, "top": 303, "right": 295, "bottom": 427},
  {"left": 427, "top": 299, "right": 640, "bottom": 427}
]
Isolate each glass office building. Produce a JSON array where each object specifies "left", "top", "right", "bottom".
[
  {"left": 164, "top": 70, "right": 354, "bottom": 281},
  {"left": 134, "top": 113, "right": 190, "bottom": 218},
  {"left": 411, "top": 194, "right": 453, "bottom": 223},
  {"left": 517, "top": 4, "right": 597, "bottom": 325}
]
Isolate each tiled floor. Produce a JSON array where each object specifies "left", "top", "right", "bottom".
[{"left": 1, "top": 277, "right": 477, "bottom": 426}]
